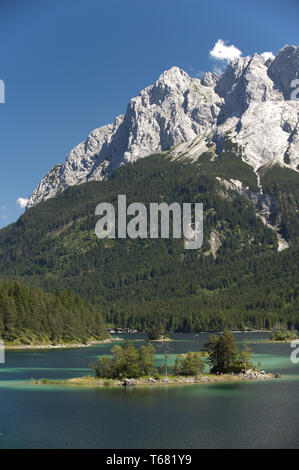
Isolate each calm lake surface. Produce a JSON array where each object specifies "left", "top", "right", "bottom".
[{"left": 0, "top": 332, "right": 298, "bottom": 449}]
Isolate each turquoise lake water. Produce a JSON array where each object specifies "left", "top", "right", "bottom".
[{"left": 0, "top": 332, "right": 298, "bottom": 449}]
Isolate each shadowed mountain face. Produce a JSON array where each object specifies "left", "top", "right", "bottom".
[{"left": 27, "top": 45, "right": 299, "bottom": 208}]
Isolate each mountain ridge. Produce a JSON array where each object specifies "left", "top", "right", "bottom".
[{"left": 27, "top": 44, "right": 299, "bottom": 208}]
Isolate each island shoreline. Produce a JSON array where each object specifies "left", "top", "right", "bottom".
[{"left": 33, "top": 370, "right": 273, "bottom": 388}]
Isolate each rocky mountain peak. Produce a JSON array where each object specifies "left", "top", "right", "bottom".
[
  {"left": 201, "top": 71, "right": 219, "bottom": 88},
  {"left": 27, "top": 45, "right": 299, "bottom": 208},
  {"left": 156, "top": 66, "right": 191, "bottom": 86}
]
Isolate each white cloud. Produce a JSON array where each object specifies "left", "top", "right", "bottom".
[
  {"left": 212, "top": 63, "right": 226, "bottom": 75},
  {"left": 1, "top": 205, "right": 6, "bottom": 210},
  {"left": 16, "top": 197, "right": 28, "bottom": 209},
  {"left": 210, "top": 39, "right": 242, "bottom": 62},
  {"left": 261, "top": 51, "right": 275, "bottom": 62}
]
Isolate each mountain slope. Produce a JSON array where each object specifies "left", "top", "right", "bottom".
[
  {"left": 1, "top": 155, "right": 299, "bottom": 331},
  {"left": 27, "top": 45, "right": 299, "bottom": 208}
]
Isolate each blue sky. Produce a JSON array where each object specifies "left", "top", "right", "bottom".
[{"left": 0, "top": 0, "right": 298, "bottom": 228}]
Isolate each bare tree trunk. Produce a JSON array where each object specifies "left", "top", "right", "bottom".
[{"left": 165, "top": 347, "right": 168, "bottom": 377}]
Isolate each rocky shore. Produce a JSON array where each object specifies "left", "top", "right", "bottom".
[{"left": 121, "top": 369, "right": 272, "bottom": 386}]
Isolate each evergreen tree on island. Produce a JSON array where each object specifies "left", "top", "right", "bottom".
[{"left": 204, "top": 329, "right": 253, "bottom": 374}]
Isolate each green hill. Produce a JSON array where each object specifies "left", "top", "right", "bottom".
[
  {"left": 0, "top": 154, "right": 298, "bottom": 332},
  {"left": 0, "top": 279, "right": 108, "bottom": 345}
]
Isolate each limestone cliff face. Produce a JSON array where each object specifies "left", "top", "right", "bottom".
[{"left": 27, "top": 45, "right": 299, "bottom": 208}]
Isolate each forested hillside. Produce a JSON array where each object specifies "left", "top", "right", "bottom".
[
  {"left": 0, "top": 155, "right": 298, "bottom": 332},
  {"left": 0, "top": 280, "right": 108, "bottom": 344},
  {"left": 260, "top": 164, "right": 299, "bottom": 242}
]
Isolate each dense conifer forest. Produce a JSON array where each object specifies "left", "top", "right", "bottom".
[
  {"left": 0, "top": 154, "right": 298, "bottom": 335},
  {"left": 0, "top": 280, "right": 107, "bottom": 344}
]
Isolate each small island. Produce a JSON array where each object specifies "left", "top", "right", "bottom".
[
  {"left": 264, "top": 323, "right": 298, "bottom": 343},
  {"left": 146, "top": 325, "right": 172, "bottom": 342},
  {"left": 34, "top": 330, "right": 273, "bottom": 388}
]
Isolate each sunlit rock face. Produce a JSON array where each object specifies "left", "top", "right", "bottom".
[{"left": 27, "top": 45, "right": 299, "bottom": 208}]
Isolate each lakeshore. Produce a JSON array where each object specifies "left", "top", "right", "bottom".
[
  {"left": 4, "top": 337, "right": 121, "bottom": 350},
  {"left": 6, "top": 335, "right": 296, "bottom": 349}
]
